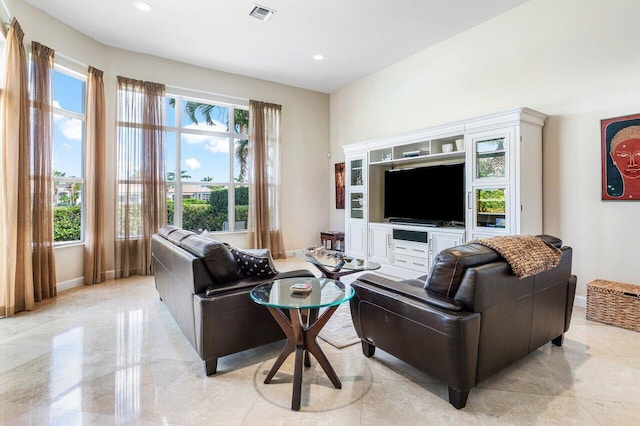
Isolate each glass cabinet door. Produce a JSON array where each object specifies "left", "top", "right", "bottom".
[
  {"left": 475, "top": 137, "right": 506, "bottom": 179},
  {"left": 475, "top": 187, "right": 507, "bottom": 229},
  {"left": 349, "top": 192, "right": 365, "bottom": 219},
  {"left": 349, "top": 158, "right": 364, "bottom": 187}
]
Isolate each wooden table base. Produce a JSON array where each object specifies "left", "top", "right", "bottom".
[{"left": 264, "top": 305, "right": 341, "bottom": 411}]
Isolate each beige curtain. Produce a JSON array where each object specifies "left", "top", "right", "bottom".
[
  {"left": 84, "top": 66, "right": 106, "bottom": 284},
  {"left": 30, "top": 41, "right": 57, "bottom": 301},
  {"left": 0, "top": 19, "right": 35, "bottom": 317},
  {"left": 115, "top": 77, "right": 166, "bottom": 278},
  {"left": 247, "top": 100, "right": 286, "bottom": 258}
]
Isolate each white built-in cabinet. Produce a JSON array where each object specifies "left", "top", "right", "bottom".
[
  {"left": 345, "top": 155, "right": 367, "bottom": 258},
  {"left": 343, "top": 107, "right": 546, "bottom": 279},
  {"left": 368, "top": 224, "right": 392, "bottom": 264},
  {"left": 464, "top": 109, "right": 545, "bottom": 242}
]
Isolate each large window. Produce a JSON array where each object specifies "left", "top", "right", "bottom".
[
  {"left": 52, "top": 67, "right": 86, "bottom": 243},
  {"left": 165, "top": 95, "right": 249, "bottom": 233}
]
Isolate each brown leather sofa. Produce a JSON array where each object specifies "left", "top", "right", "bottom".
[
  {"left": 151, "top": 225, "right": 314, "bottom": 375},
  {"left": 349, "top": 235, "right": 576, "bottom": 409}
]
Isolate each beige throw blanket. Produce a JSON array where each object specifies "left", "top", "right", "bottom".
[{"left": 474, "top": 235, "right": 562, "bottom": 279}]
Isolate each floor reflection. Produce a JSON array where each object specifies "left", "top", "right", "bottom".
[
  {"left": 115, "top": 309, "right": 144, "bottom": 419},
  {"left": 51, "top": 327, "right": 83, "bottom": 410}
]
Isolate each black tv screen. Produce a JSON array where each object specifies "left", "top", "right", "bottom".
[{"left": 384, "top": 163, "right": 465, "bottom": 225}]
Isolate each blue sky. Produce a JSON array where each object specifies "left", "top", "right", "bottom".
[
  {"left": 53, "top": 73, "right": 245, "bottom": 183},
  {"left": 165, "top": 98, "right": 242, "bottom": 183},
  {"left": 53, "top": 70, "right": 84, "bottom": 178}
]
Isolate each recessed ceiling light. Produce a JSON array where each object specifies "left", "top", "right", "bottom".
[
  {"left": 313, "top": 54, "right": 324, "bottom": 61},
  {"left": 134, "top": 1, "right": 152, "bottom": 12}
]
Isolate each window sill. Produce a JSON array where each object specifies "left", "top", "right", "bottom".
[
  {"left": 205, "top": 230, "right": 248, "bottom": 235},
  {"left": 54, "top": 241, "right": 85, "bottom": 249}
]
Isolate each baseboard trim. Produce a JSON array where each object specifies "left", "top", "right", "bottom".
[
  {"left": 57, "top": 269, "right": 117, "bottom": 292},
  {"left": 56, "top": 277, "right": 85, "bottom": 292},
  {"left": 574, "top": 295, "right": 586, "bottom": 308}
]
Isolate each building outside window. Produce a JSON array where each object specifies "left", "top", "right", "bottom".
[
  {"left": 165, "top": 95, "right": 249, "bottom": 233},
  {"left": 51, "top": 67, "right": 86, "bottom": 244}
]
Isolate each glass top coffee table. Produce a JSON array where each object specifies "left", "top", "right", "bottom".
[
  {"left": 293, "top": 249, "right": 381, "bottom": 280},
  {"left": 250, "top": 277, "right": 355, "bottom": 411}
]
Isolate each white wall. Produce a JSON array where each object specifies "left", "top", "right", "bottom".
[
  {"left": 6, "top": 0, "right": 330, "bottom": 286},
  {"left": 329, "top": 0, "right": 640, "bottom": 299}
]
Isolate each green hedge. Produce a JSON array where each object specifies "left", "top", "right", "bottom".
[
  {"left": 54, "top": 205, "right": 81, "bottom": 242},
  {"left": 167, "top": 186, "right": 249, "bottom": 232}
]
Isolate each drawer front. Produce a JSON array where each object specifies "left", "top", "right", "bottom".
[
  {"left": 392, "top": 253, "right": 429, "bottom": 272},
  {"left": 393, "top": 240, "right": 429, "bottom": 259}
]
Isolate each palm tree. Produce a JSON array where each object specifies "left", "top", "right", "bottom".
[
  {"left": 235, "top": 139, "right": 249, "bottom": 182},
  {"left": 167, "top": 170, "right": 192, "bottom": 181},
  {"left": 53, "top": 171, "right": 66, "bottom": 205},
  {"left": 168, "top": 100, "right": 250, "bottom": 181},
  {"left": 201, "top": 176, "right": 213, "bottom": 182},
  {"left": 68, "top": 182, "right": 82, "bottom": 205}
]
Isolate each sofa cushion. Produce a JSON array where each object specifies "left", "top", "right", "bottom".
[
  {"left": 180, "top": 235, "right": 242, "bottom": 284},
  {"left": 229, "top": 247, "right": 278, "bottom": 279},
  {"left": 158, "top": 224, "right": 179, "bottom": 238},
  {"left": 426, "top": 243, "right": 500, "bottom": 297},
  {"left": 167, "top": 229, "right": 195, "bottom": 245}
]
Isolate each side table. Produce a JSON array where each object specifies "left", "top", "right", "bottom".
[
  {"left": 320, "top": 231, "right": 344, "bottom": 251},
  {"left": 249, "top": 277, "right": 354, "bottom": 411}
]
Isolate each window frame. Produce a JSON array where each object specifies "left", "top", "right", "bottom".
[
  {"left": 51, "top": 64, "right": 87, "bottom": 246},
  {"left": 165, "top": 93, "right": 249, "bottom": 233}
]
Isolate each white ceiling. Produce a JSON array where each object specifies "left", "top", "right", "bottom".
[{"left": 24, "top": 0, "right": 529, "bottom": 93}]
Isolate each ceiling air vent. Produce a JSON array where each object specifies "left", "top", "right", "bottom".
[{"left": 249, "top": 4, "right": 276, "bottom": 21}]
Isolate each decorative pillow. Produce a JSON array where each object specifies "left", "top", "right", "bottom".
[{"left": 229, "top": 247, "right": 278, "bottom": 278}]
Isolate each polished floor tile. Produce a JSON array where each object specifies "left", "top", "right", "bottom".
[{"left": 1, "top": 259, "right": 639, "bottom": 425}]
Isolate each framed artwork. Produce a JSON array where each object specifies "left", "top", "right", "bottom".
[
  {"left": 335, "top": 162, "right": 345, "bottom": 209},
  {"left": 601, "top": 113, "right": 640, "bottom": 200}
]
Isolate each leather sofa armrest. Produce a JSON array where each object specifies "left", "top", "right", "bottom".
[{"left": 354, "top": 273, "right": 465, "bottom": 312}]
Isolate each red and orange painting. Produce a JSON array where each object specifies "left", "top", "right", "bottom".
[
  {"left": 601, "top": 113, "right": 640, "bottom": 200},
  {"left": 335, "top": 162, "right": 345, "bottom": 209}
]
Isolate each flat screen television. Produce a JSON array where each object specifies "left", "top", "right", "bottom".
[{"left": 384, "top": 163, "right": 465, "bottom": 225}]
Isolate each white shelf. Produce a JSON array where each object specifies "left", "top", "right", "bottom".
[
  {"left": 369, "top": 136, "right": 465, "bottom": 166},
  {"left": 370, "top": 150, "right": 465, "bottom": 166}
]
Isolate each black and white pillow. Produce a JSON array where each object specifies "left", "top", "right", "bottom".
[{"left": 229, "top": 247, "right": 278, "bottom": 278}]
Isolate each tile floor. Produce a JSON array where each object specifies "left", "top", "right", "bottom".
[{"left": 1, "top": 257, "right": 639, "bottom": 425}]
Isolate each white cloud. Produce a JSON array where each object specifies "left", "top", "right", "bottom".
[
  {"left": 56, "top": 117, "right": 82, "bottom": 141},
  {"left": 184, "top": 121, "right": 227, "bottom": 133},
  {"left": 181, "top": 133, "right": 210, "bottom": 145},
  {"left": 204, "top": 139, "right": 229, "bottom": 154},
  {"left": 53, "top": 100, "right": 62, "bottom": 109},
  {"left": 63, "top": 143, "right": 73, "bottom": 151},
  {"left": 185, "top": 157, "right": 201, "bottom": 170},
  {"left": 181, "top": 122, "right": 230, "bottom": 151}
]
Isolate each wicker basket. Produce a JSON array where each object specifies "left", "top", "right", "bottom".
[{"left": 586, "top": 279, "right": 640, "bottom": 332}]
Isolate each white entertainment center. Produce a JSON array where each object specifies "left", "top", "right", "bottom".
[{"left": 343, "top": 107, "right": 547, "bottom": 279}]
